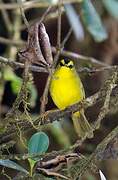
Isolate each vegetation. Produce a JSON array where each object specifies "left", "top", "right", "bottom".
[{"left": 0, "top": 0, "right": 118, "bottom": 179}]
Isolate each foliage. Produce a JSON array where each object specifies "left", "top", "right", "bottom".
[
  {"left": 0, "top": 0, "right": 118, "bottom": 179},
  {"left": 0, "top": 132, "right": 49, "bottom": 177}
]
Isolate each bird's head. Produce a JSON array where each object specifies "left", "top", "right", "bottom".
[{"left": 59, "top": 59, "right": 74, "bottom": 69}]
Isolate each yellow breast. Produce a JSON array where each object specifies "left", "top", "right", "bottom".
[{"left": 49, "top": 66, "right": 85, "bottom": 110}]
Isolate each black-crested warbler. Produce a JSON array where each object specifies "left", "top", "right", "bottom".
[{"left": 49, "top": 59, "right": 93, "bottom": 139}]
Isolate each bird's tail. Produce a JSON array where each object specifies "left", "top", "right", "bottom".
[{"left": 72, "top": 110, "right": 93, "bottom": 139}]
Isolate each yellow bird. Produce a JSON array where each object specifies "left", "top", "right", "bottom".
[{"left": 49, "top": 59, "right": 93, "bottom": 139}]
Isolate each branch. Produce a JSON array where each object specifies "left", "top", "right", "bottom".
[
  {"left": 0, "top": 54, "right": 116, "bottom": 75},
  {"left": 0, "top": 36, "right": 109, "bottom": 68},
  {"left": 36, "top": 168, "right": 69, "bottom": 180},
  {"left": 40, "top": 1, "right": 62, "bottom": 114},
  {"left": 0, "top": 0, "right": 81, "bottom": 10},
  {"left": 52, "top": 47, "right": 109, "bottom": 67},
  {"left": 0, "top": 56, "right": 47, "bottom": 72},
  {"left": 0, "top": 37, "right": 24, "bottom": 46},
  {"left": 1, "top": 125, "right": 118, "bottom": 179},
  {"left": 1, "top": 67, "right": 118, "bottom": 144},
  {"left": 73, "top": 125, "right": 118, "bottom": 178},
  {"left": 93, "top": 69, "right": 118, "bottom": 130}
]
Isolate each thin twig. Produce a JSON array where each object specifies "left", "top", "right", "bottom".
[
  {"left": 57, "top": 0, "right": 62, "bottom": 50},
  {"left": 4, "top": 58, "right": 31, "bottom": 125},
  {"left": 38, "top": 5, "right": 52, "bottom": 25},
  {"left": 51, "top": 47, "right": 109, "bottom": 67},
  {"left": 75, "top": 125, "right": 118, "bottom": 178},
  {"left": 0, "top": 145, "right": 83, "bottom": 161},
  {"left": 93, "top": 69, "right": 118, "bottom": 130},
  {"left": 0, "top": 56, "right": 47, "bottom": 72},
  {"left": 61, "top": 27, "right": 73, "bottom": 48},
  {"left": 40, "top": 1, "right": 62, "bottom": 114},
  {"left": 0, "top": 0, "right": 12, "bottom": 33},
  {"left": 19, "top": 7, "right": 65, "bottom": 31},
  {"left": 52, "top": 1, "right": 64, "bottom": 67},
  {"left": 0, "top": 55, "right": 115, "bottom": 74},
  {"left": 0, "top": 35, "right": 109, "bottom": 68},
  {"left": 17, "top": 0, "right": 29, "bottom": 30},
  {"left": 0, "top": 66, "right": 5, "bottom": 117},
  {"left": 0, "top": 37, "right": 25, "bottom": 46},
  {"left": 37, "top": 168, "right": 69, "bottom": 179},
  {"left": 40, "top": 74, "right": 52, "bottom": 114},
  {"left": 0, "top": 0, "right": 81, "bottom": 10}
]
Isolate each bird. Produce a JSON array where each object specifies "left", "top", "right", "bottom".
[{"left": 49, "top": 59, "right": 93, "bottom": 139}]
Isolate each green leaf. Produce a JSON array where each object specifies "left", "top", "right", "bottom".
[
  {"left": 28, "top": 132, "right": 49, "bottom": 175},
  {"left": 51, "top": 121, "right": 70, "bottom": 148},
  {"left": 3, "top": 67, "right": 37, "bottom": 105},
  {"left": 28, "top": 158, "right": 36, "bottom": 177},
  {"left": 81, "top": 0, "right": 108, "bottom": 42},
  {"left": 3, "top": 67, "right": 22, "bottom": 94},
  {"left": 11, "top": 77, "right": 22, "bottom": 94},
  {"left": 4, "top": 67, "right": 17, "bottom": 81},
  {"left": 28, "top": 132, "right": 49, "bottom": 161},
  {"left": 102, "top": 0, "right": 118, "bottom": 19},
  {"left": 28, "top": 83, "right": 37, "bottom": 107},
  {"left": 0, "top": 159, "right": 28, "bottom": 174}
]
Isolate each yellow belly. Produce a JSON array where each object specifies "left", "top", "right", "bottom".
[{"left": 49, "top": 66, "right": 85, "bottom": 110}]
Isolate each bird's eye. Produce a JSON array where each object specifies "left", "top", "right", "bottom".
[{"left": 68, "top": 65, "right": 73, "bottom": 69}]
